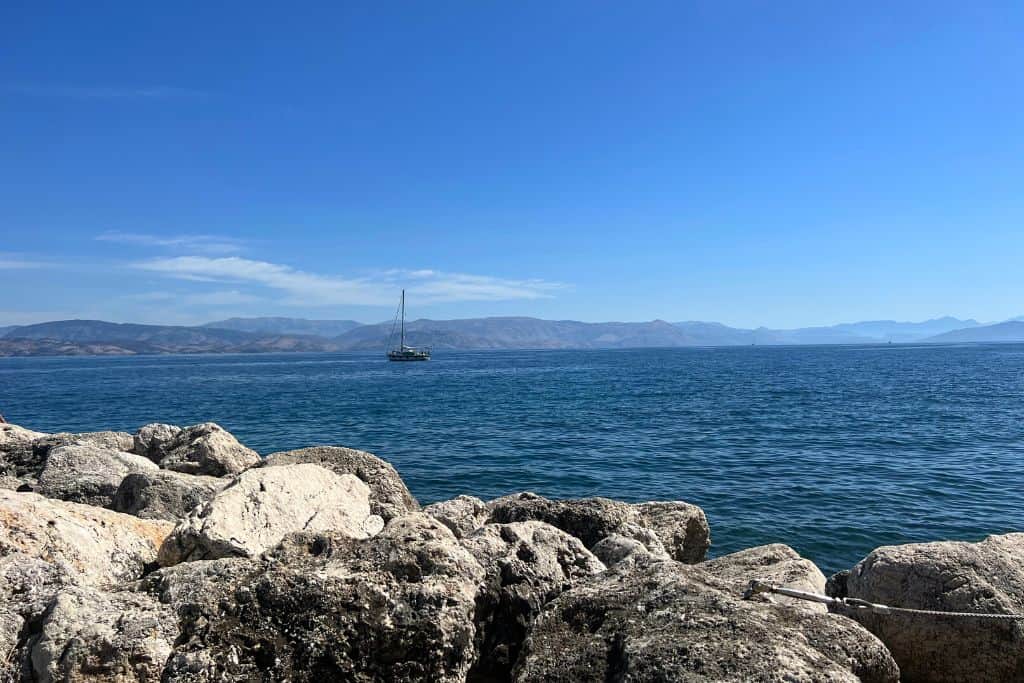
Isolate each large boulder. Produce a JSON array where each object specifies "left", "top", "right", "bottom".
[
  {"left": 634, "top": 500, "right": 711, "bottom": 563},
  {"left": 461, "top": 521, "right": 605, "bottom": 680},
  {"left": 0, "top": 490, "right": 174, "bottom": 671},
  {"left": 158, "top": 463, "right": 384, "bottom": 565},
  {"left": 487, "top": 492, "right": 710, "bottom": 562},
  {"left": 112, "top": 470, "right": 226, "bottom": 521},
  {"left": 424, "top": 495, "right": 489, "bottom": 538},
  {"left": 132, "top": 423, "right": 182, "bottom": 463},
  {"left": 265, "top": 445, "right": 419, "bottom": 521},
  {"left": 136, "top": 422, "right": 259, "bottom": 476},
  {"left": 30, "top": 586, "right": 177, "bottom": 683},
  {"left": 0, "top": 490, "right": 173, "bottom": 593},
  {"left": 514, "top": 560, "right": 899, "bottom": 682},
  {"left": 0, "top": 423, "right": 47, "bottom": 489},
  {"left": 843, "top": 533, "right": 1024, "bottom": 682},
  {"left": 158, "top": 514, "right": 485, "bottom": 682},
  {"left": 702, "top": 543, "right": 829, "bottom": 614},
  {"left": 32, "top": 430, "right": 135, "bottom": 457},
  {"left": 37, "top": 444, "right": 159, "bottom": 507}
]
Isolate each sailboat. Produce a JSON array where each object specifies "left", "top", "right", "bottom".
[{"left": 387, "top": 289, "right": 431, "bottom": 361}]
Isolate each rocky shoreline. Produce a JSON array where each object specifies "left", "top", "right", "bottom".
[{"left": 0, "top": 421, "right": 1020, "bottom": 681}]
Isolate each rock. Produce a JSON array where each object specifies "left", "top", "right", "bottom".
[
  {"left": 0, "top": 423, "right": 47, "bottom": 488},
  {"left": 37, "top": 444, "right": 158, "bottom": 507},
  {"left": 461, "top": 521, "right": 605, "bottom": 680},
  {"left": 702, "top": 543, "right": 829, "bottom": 614},
  {"left": 112, "top": 470, "right": 226, "bottom": 521},
  {"left": 514, "top": 560, "right": 899, "bottom": 682},
  {"left": 31, "top": 586, "right": 177, "bottom": 683},
  {"left": 0, "top": 607, "right": 24, "bottom": 681},
  {"left": 161, "top": 514, "right": 484, "bottom": 682},
  {"left": 33, "top": 430, "right": 135, "bottom": 456},
  {"left": 844, "top": 533, "right": 1024, "bottom": 682},
  {"left": 0, "top": 490, "right": 173, "bottom": 593},
  {"left": 590, "top": 533, "right": 660, "bottom": 567},
  {"left": 634, "top": 500, "right": 711, "bottom": 563},
  {"left": 827, "top": 569, "right": 851, "bottom": 598},
  {"left": 158, "top": 463, "right": 384, "bottom": 564},
  {"left": 424, "top": 495, "right": 489, "bottom": 538},
  {"left": 139, "top": 422, "right": 259, "bottom": 476},
  {"left": 487, "top": 492, "right": 709, "bottom": 562},
  {"left": 265, "top": 445, "right": 419, "bottom": 521},
  {"left": 0, "top": 553, "right": 66, "bottom": 622},
  {"left": 132, "top": 423, "right": 182, "bottom": 463}
]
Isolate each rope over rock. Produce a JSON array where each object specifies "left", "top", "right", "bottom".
[{"left": 744, "top": 579, "right": 1024, "bottom": 620}]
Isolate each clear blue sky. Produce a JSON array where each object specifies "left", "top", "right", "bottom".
[{"left": 2, "top": 2, "right": 1022, "bottom": 328}]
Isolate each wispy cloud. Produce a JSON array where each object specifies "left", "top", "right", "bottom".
[
  {"left": 97, "top": 232, "right": 243, "bottom": 254},
  {"left": 131, "top": 256, "right": 566, "bottom": 306},
  {"left": 4, "top": 84, "right": 203, "bottom": 99},
  {"left": 0, "top": 253, "right": 53, "bottom": 269}
]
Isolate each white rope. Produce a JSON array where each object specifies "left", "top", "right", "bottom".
[{"left": 743, "top": 580, "right": 1024, "bottom": 621}]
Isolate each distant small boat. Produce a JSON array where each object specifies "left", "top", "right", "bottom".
[{"left": 387, "top": 289, "right": 430, "bottom": 361}]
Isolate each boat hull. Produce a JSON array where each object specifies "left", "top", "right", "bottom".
[{"left": 387, "top": 351, "right": 430, "bottom": 361}]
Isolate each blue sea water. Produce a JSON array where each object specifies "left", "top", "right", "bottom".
[{"left": 2, "top": 344, "right": 1023, "bottom": 574}]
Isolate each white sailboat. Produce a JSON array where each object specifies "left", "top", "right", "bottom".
[{"left": 387, "top": 289, "right": 430, "bottom": 361}]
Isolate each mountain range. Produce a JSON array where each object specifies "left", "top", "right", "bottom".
[{"left": 0, "top": 315, "right": 1020, "bottom": 356}]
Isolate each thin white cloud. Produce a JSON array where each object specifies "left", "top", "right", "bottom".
[
  {"left": 97, "top": 231, "right": 243, "bottom": 254},
  {"left": 131, "top": 256, "right": 566, "bottom": 306},
  {"left": 183, "top": 290, "right": 262, "bottom": 306},
  {"left": 5, "top": 85, "right": 202, "bottom": 99},
  {"left": 0, "top": 253, "right": 52, "bottom": 269}
]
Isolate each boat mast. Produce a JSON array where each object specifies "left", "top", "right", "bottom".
[{"left": 400, "top": 289, "right": 405, "bottom": 349}]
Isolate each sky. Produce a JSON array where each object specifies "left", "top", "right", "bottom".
[{"left": 2, "top": 2, "right": 1023, "bottom": 328}]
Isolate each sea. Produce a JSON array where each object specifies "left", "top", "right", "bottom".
[{"left": 2, "top": 343, "right": 1023, "bottom": 575}]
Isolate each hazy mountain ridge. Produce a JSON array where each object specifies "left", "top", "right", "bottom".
[
  {"left": 675, "top": 316, "right": 980, "bottom": 344},
  {"left": 923, "top": 320, "right": 1024, "bottom": 343},
  {"left": 203, "top": 317, "right": 363, "bottom": 337},
  {"left": 0, "top": 315, "right": 1017, "bottom": 356},
  {"left": 1, "top": 320, "right": 341, "bottom": 355},
  {"left": 332, "top": 317, "right": 694, "bottom": 350}
]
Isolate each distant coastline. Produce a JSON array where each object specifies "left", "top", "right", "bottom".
[{"left": 1, "top": 315, "right": 1023, "bottom": 357}]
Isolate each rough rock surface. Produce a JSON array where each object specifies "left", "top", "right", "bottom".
[
  {"left": 139, "top": 422, "right": 259, "bottom": 476},
  {"left": 0, "top": 423, "right": 47, "bottom": 489},
  {"left": 703, "top": 543, "right": 829, "bottom": 614},
  {"left": 265, "top": 445, "right": 419, "bottom": 521},
  {"left": 0, "top": 607, "right": 24, "bottom": 681},
  {"left": 590, "top": 533, "right": 663, "bottom": 567},
  {"left": 844, "top": 533, "right": 1024, "bottom": 682},
  {"left": 31, "top": 586, "right": 177, "bottom": 683},
  {"left": 461, "top": 521, "right": 605, "bottom": 680},
  {"left": 0, "top": 490, "right": 172, "bottom": 592},
  {"left": 37, "top": 444, "right": 158, "bottom": 507},
  {"left": 487, "top": 492, "right": 710, "bottom": 562},
  {"left": 514, "top": 560, "right": 899, "bottom": 682},
  {"left": 424, "top": 494, "right": 489, "bottom": 538},
  {"left": 32, "top": 430, "right": 135, "bottom": 457},
  {"left": 158, "top": 514, "right": 485, "bottom": 682},
  {"left": 132, "top": 423, "right": 183, "bottom": 463},
  {"left": 158, "top": 463, "right": 384, "bottom": 564},
  {"left": 635, "top": 500, "right": 712, "bottom": 563},
  {"left": 112, "top": 469, "right": 225, "bottom": 521}
]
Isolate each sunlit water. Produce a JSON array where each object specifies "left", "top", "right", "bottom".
[{"left": 2, "top": 344, "right": 1023, "bottom": 574}]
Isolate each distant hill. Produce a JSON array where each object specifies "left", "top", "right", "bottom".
[
  {"left": 204, "top": 317, "right": 363, "bottom": 337},
  {"left": 923, "top": 321, "right": 1024, "bottom": 343},
  {"left": 0, "top": 325, "right": 21, "bottom": 338},
  {"left": 673, "top": 317, "right": 980, "bottom": 345},
  {"left": 3, "top": 319, "right": 341, "bottom": 355},
  {"left": 335, "top": 317, "right": 695, "bottom": 350},
  {"left": 831, "top": 317, "right": 979, "bottom": 342},
  {"left": 0, "top": 315, "right": 1015, "bottom": 357}
]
